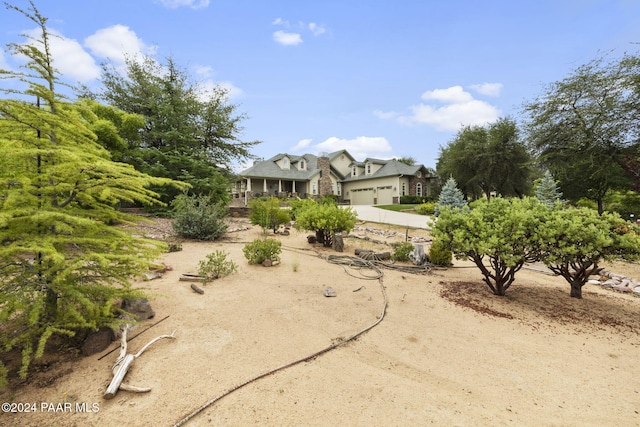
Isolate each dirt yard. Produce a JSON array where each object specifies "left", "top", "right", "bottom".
[{"left": 1, "top": 218, "right": 639, "bottom": 427}]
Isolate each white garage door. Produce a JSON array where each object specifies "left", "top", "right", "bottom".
[
  {"left": 350, "top": 188, "right": 374, "bottom": 205},
  {"left": 377, "top": 187, "right": 393, "bottom": 205}
]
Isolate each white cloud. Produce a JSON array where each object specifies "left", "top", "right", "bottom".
[
  {"left": 192, "top": 65, "right": 243, "bottom": 100},
  {"left": 315, "top": 136, "right": 392, "bottom": 160},
  {"left": 216, "top": 81, "right": 243, "bottom": 99},
  {"left": 308, "top": 22, "right": 326, "bottom": 36},
  {"left": 397, "top": 85, "right": 500, "bottom": 132},
  {"left": 470, "top": 82, "right": 503, "bottom": 97},
  {"left": 84, "top": 25, "right": 153, "bottom": 65},
  {"left": 156, "top": 0, "right": 210, "bottom": 9},
  {"left": 273, "top": 30, "right": 303, "bottom": 46},
  {"left": 18, "top": 28, "right": 101, "bottom": 82},
  {"left": 291, "top": 138, "right": 313, "bottom": 152},
  {"left": 373, "top": 110, "right": 399, "bottom": 120},
  {"left": 421, "top": 86, "right": 473, "bottom": 103},
  {"left": 272, "top": 18, "right": 289, "bottom": 26}
]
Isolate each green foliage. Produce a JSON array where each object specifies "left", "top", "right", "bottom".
[
  {"left": 294, "top": 201, "right": 357, "bottom": 248},
  {"left": 603, "top": 190, "right": 640, "bottom": 219},
  {"left": 524, "top": 55, "right": 637, "bottom": 213},
  {"left": 535, "top": 170, "right": 564, "bottom": 208},
  {"left": 96, "top": 55, "right": 258, "bottom": 203},
  {"left": 243, "top": 238, "right": 282, "bottom": 264},
  {"left": 434, "top": 177, "right": 467, "bottom": 216},
  {"left": 391, "top": 242, "right": 415, "bottom": 262},
  {"left": 0, "top": 3, "right": 184, "bottom": 385},
  {"left": 428, "top": 239, "right": 453, "bottom": 266},
  {"left": 535, "top": 207, "right": 640, "bottom": 298},
  {"left": 434, "top": 197, "right": 545, "bottom": 295},
  {"left": 437, "top": 118, "right": 532, "bottom": 200},
  {"left": 249, "top": 197, "right": 291, "bottom": 234},
  {"left": 400, "top": 195, "right": 430, "bottom": 204},
  {"left": 415, "top": 202, "right": 436, "bottom": 215},
  {"left": 172, "top": 193, "right": 228, "bottom": 240},
  {"left": 288, "top": 198, "right": 317, "bottom": 221},
  {"left": 198, "top": 251, "right": 237, "bottom": 284}
]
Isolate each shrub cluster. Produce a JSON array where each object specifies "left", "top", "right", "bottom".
[
  {"left": 415, "top": 202, "right": 436, "bottom": 215},
  {"left": 198, "top": 250, "right": 238, "bottom": 284},
  {"left": 172, "top": 194, "right": 228, "bottom": 240},
  {"left": 243, "top": 238, "right": 282, "bottom": 264},
  {"left": 391, "top": 242, "right": 415, "bottom": 262}
]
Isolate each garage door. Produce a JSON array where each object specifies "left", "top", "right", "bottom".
[
  {"left": 377, "top": 187, "right": 393, "bottom": 205},
  {"left": 350, "top": 188, "right": 374, "bottom": 205}
]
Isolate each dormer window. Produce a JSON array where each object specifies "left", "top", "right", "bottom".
[
  {"left": 366, "top": 162, "right": 372, "bottom": 175},
  {"left": 299, "top": 159, "right": 305, "bottom": 170},
  {"left": 282, "top": 157, "right": 290, "bottom": 169},
  {"left": 352, "top": 166, "right": 357, "bottom": 177}
]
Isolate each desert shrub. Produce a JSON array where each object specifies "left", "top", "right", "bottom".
[
  {"left": 391, "top": 242, "right": 415, "bottom": 262},
  {"left": 288, "top": 198, "right": 316, "bottom": 221},
  {"left": 415, "top": 202, "right": 436, "bottom": 215},
  {"left": 198, "top": 250, "right": 238, "bottom": 284},
  {"left": 243, "top": 238, "right": 282, "bottom": 264},
  {"left": 249, "top": 197, "right": 290, "bottom": 234},
  {"left": 428, "top": 239, "right": 452, "bottom": 266},
  {"left": 166, "top": 241, "right": 183, "bottom": 252},
  {"left": 295, "top": 201, "right": 357, "bottom": 248},
  {"left": 172, "top": 193, "right": 228, "bottom": 240}
]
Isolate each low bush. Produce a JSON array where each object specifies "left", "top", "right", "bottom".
[
  {"left": 428, "top": 239, "right": 452, "bottom": 266},
  {"left": 391, "top": 242, "right": 414, "bottom": 262},
  {"left": 243, "top": 238, "right": 282, "bottom": 265},
  {"left": 198, "top": 250, "right": 238, "bottom": 284},
  {"left": 415, "top": 202, "right": 436, "bottom": 215},
  {"left": 172, "top": 194, "right": 228, "bottom": 240}
]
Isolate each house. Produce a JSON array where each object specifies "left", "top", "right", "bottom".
[{"left": 233, "top": 149, "right": 436, "bottom": 205}]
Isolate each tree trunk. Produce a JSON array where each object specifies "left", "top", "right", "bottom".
[
  {"left": 332, "top": 232, "right": 344, "bottom": 252},
  {"left": 570, "top": 281, "right": 583, "bottom": 298}
]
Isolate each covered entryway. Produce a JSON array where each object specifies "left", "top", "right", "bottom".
[{"left": 350, "top": 188, "right": 374, "bottom": 205}]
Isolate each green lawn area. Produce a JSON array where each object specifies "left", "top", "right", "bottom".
[{"left": 376, "top": 204, "right": 420, "bottom": 212}]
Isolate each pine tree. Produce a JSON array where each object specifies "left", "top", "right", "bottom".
[
  {"left": 434, "top": 177, "right": 468, "bottom": 216},
  {"left": 0, "top": 1, "right": 185, "bottom": 385},
  {"left": 535, "top": 170, "right": 564, "bottom": 207}
]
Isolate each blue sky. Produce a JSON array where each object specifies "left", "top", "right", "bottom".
[{"left": 1, "top": 0, "right": 639, "bottom": 170}]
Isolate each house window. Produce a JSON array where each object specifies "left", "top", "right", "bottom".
[
  {"left": 352, "top": 166, "right": 357, "bottom": 176},
  {"left": 312, "top": 182, "right": 317, "bottom": 195},
  {"left": 401, "top": 183, "right": 406, "bottom": 196},
  {"left": 282, "top": 157, "right": 289, "bottom": 169},
  {"left": 366, "top": 162, "right": 371, "bottom": 175},
  {"left": 300, "top": 160, "right": 305, "bottom": 170},
  {"left": 416, "top": 183, "right": 423, "bottom": 197}
]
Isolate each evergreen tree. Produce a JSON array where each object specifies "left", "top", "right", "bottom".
[
  {"left": 535, "top": 170, "right": 564, "bottom": 207},
  {"left": 0, "top": 1, "right": 185, "bottom": 384},
  {"left": 434, "top": 177, "right": 467, "bottom": 216}
]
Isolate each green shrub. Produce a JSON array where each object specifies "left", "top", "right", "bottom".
[
  {"left": 243, "top": 238, "right": 282, "bottom": 264},
  {"left": 391, "top": 242, "right": 414, "bottom": 262},
  {"left": 172, "top": 194, "right": 228, "bottom": 240},
  {"left": 249, "top": 197, "right": 290, "bottom": 234},
  {"left": 428, "top": 239, "right": 452, "bottom": 266},
  {"left": 198, "top": 250, "right": 238, "bottom": 284},
  {"left": 415, "top": 202, "right": 436, "bottom": 215},
  {"left": 400, "top": 195, "right": 431, "bottom": 204}
]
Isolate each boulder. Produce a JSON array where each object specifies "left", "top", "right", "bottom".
[
  {"left": 121, "top": 298, "right": 155, "bottom": 321},
  {"left": 81, "top": 327, "right": 115, "bottom": 356}
]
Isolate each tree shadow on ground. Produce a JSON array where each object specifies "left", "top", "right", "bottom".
[{"left": 439, "top": 280, "right": 639, "bottom": 337}]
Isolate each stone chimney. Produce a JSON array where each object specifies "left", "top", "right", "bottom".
[{"left": 317, "top": 155, "right": 333, "bottom": 196}]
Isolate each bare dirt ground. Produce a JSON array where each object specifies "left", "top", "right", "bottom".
[{"left": 1, "top": 218, "right": 640, "bottom": 427}]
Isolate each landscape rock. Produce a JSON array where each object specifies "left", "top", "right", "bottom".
[
  {"left": 121, "top": 298, "right": 155, "bottom": 321},
  {"left": 81, "top": 327, "right": 115, "bottom": 356}
]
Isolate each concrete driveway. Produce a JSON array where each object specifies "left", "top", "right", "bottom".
[{"left": 345, "top": 205, "right": 431, "bottom": 229}]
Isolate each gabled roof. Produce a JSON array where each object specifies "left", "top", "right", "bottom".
[
  {"left": 240, "top": 153, "right": 320, "bottom": 180},
  {"left": 342, "top": 159, "right": 428, "bottom": 182}
]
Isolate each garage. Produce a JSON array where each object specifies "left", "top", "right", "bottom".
[
  {"left": 376, "top": 186, "right": 393, "bottom": 205},
  {"left": 349, "top": 188, "right": 374, "bottom": 205}
]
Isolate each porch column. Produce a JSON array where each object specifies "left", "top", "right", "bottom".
[
  {"left": 278, "top": 180, "right": 282, "bottom": 193},
  {"left": 263, "top": 178, "right": 267, "bottom": 193},
  {"left": 292, "top": 180, "right": 296, "bottom": 193},
  {"left": 246, "top": 177, "right": 252, "bottom": 192}
]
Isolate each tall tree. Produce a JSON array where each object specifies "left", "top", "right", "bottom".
[
  {"left": 96, "top": 56, "right": 259, "bottom": 203},
  {"left": 524, "top": 55, "right": 638, "bottom": 214},
  {"left": 535, "top": 170, "right": 564, "bottom": 207},
  {"left": 0, "top": 1, "right": 184, "bottom": 384},
  {"left": 436, "top": 118, "right": 532, "bottom": 200}
]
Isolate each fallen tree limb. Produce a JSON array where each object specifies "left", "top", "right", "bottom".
[{"left": 103, "top": 325, "right": 176, "bottom": 400}]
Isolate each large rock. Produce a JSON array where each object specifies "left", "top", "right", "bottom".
[
  {"left": 81, "top": 327, "right": 115, "bottom": 356},
  {"left": 121, "top": 298, "right": 155, "bottom": 321}
]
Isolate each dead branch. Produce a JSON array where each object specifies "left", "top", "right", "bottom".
[{"left": 103, "top": 325, "right": 176, "bottom": 400}]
